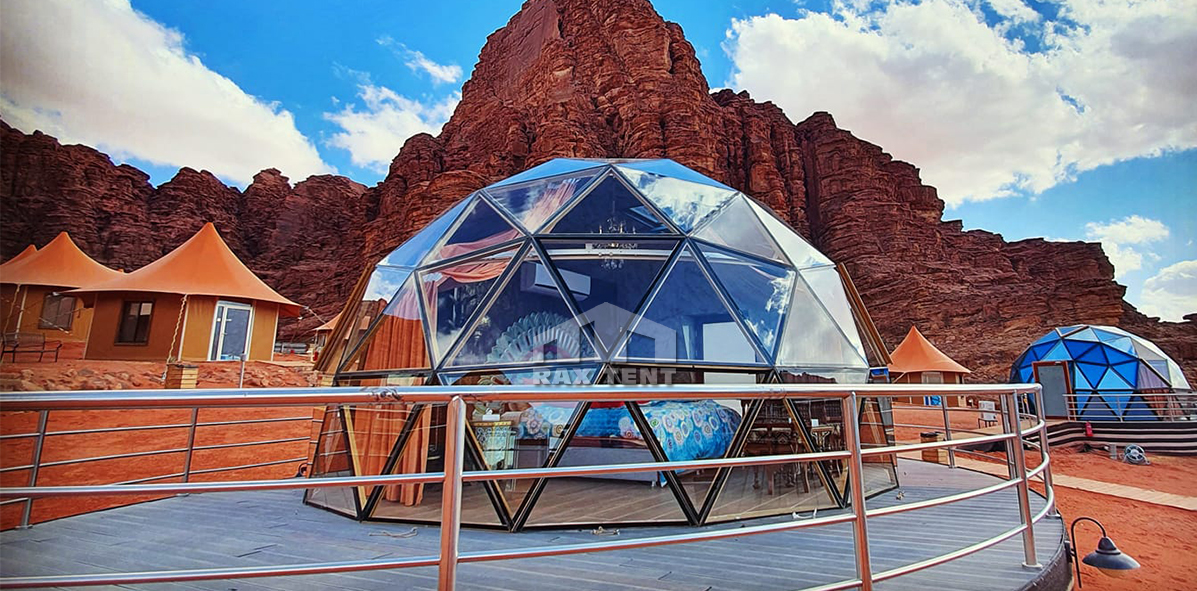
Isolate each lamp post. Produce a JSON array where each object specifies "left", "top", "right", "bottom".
[{"left": 1068, "top": 517, "right": 1140, "bottom": 587}]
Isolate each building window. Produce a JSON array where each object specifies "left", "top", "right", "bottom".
[
  {"left": 39, "top": 294, "right": 76, "bottom": 330},
  {"left": 117, "top": 301, "right": 154, "bottom": 344}
]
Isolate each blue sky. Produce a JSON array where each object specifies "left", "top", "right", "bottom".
[{"left": 0, "top": 0, "right": 1193, "bottom": 320}]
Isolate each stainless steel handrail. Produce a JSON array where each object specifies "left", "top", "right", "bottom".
[{"left": 0, "top": 383, "right": 1053, "bottom": 591}]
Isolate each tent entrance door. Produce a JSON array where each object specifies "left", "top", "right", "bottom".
[
  {"left": 210, "top": 301, "right": 253, "bottom": 361},
  {"left": 1032, "top": 361, "right": 1071, "bottom": 419}
]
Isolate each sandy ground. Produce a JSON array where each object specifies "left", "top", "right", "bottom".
[{"left": 894, "top": 405, "right": 1197, "bottom": 591}]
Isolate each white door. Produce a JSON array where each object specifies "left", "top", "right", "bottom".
[{"left": 210, "top": 301, "right": 253, "bottom": 361}]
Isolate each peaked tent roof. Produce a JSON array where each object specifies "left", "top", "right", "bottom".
[
  {"left": 1, "top": 245, "right": 38, "bottom": 269},
  {"left": 71, "top": 223, "right": 301, "bottom": 316},
  {"left": 313, "top": 312, "right": 341, "bottom": 333},
  {"left": 0, "top": 233, "right": 123, "bottom": 288},
  {"left": 888, "top": 326, "right": 971, "bottom": 374}
]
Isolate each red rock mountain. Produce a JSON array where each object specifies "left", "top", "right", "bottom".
[{"left": 1, "top": 0, "right": 1192, "bottom": 383}]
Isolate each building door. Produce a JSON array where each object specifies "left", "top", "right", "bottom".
[
  {"left": 210, "top": 301, "right": 253, "bottom": 361},
  {"left": 1032, "top": 361, "right": 1071, "bottom": 419}
]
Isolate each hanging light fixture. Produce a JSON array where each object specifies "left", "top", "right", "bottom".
[{"left": 1068, "top": 517, "right": 1140, "bottom": 587}]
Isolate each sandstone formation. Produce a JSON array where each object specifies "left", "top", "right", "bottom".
[{"left": 1, "top": 0, "right": 1192, "bottom": 384}]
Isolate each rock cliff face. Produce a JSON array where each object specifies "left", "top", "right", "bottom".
[
  {"left": 1, "top": 0, "right": 1192, "bottom": 383},
  {"left": 0, "top": 120, "right": 368, "bottom": 329}
]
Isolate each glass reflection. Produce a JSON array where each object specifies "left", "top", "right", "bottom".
[
  {"left": 617, "top": 245, "right": 763, "bottom": 365},
  {"left": 447, "top": 252, "right": 597, "bottom": 367},
  {"left": 485, "top": 173, "right": 598, "bottom": 232},
  {"left": 420, "top": 249, "right": 516, "bottom": 364},
  {"left": 541, "top": 239, "right": 678, "bottom": 351},
  {"left": 699, "top": 243, "right": 794, "bottom": 357},
  {"left": 617, "top": 167, "right": 736, "bottom": 232}
]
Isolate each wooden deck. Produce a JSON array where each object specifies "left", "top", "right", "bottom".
[{"left": 0, "top": 459, "right": 1067, "bottom": 591}]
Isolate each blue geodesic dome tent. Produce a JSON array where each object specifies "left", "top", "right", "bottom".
[{"left": 1011, "top": 325, "right": 1192, "bottom": 420}]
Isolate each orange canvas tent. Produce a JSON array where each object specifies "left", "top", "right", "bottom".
[
  {"left": 888, "top": 326, "right": 970, "bottom": 404},
  {"left": 1, "top": 245, "right": 38, "bottom": 269},
  {"left": 1, "top": 233, "right": 123, "bottom": 341},
  {"left": 71, "top": 223, "right": 301, "bottom": 362}
]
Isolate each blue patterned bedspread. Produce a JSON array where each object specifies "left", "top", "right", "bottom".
[{"left": 516, "top": 400, "right": 741, "bottom": 461}]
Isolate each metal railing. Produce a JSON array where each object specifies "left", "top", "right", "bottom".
[
  {"left": 0, "top": 383, "right": 1055, "bottom": 591},
  {"left": 0, "top": 407, "right": 310, "bottom": 528}
]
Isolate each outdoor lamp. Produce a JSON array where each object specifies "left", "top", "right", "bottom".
[{"left": 1068, "top": 517, "right": 1140, "bottom": 587}]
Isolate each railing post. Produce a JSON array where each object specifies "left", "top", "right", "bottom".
[
  {"left": 20, "top": 410, "right": 49, "bottom": 529},
  {"left": 180, "top": 407, "right": 200, "bottom": 489},
  {"left": 1006, "top": 393, "right": 1040, "bottom": 568},
  {"left": 938, "top": 395, "right": 956, "bottom": 468},
  {"left": 1032, "top": 387, "right": 1058, "bottom": 518},
  {"left": 842, "top": 392, "right": 873, "bottom": 591},
  {"left": 438, "top": 396, "right": 465, "bottom": 591}
]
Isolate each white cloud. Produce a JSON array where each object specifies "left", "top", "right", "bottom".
[
  {"left": 1084, "top": 215, "right": 1170, "bottom": 278},
  {"left": 324, "top": 85, "right": 459, "bottom": 173},
  {"left": 1138, "top": 260, "right": 1197, "bottom": 321},
  {"left": 726, "top": 0, "right": 1197, "bottom": 205},
  {"left": 376, "top": 36, "right": 463, "bottom": 85},
  {"left": 0, "top": 0, "right": 332, "bottom": 186}
]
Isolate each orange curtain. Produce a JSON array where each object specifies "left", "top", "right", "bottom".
[{"left": 353, "top": 311, "right": 432, "bottom": 506}]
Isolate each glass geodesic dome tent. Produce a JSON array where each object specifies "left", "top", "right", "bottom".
[
  {"left": 1011, "top": 325, "right": 1192, "bottom": 420},
  {"left": 308, "top": 158, "right": 896, "bottom": 530}
]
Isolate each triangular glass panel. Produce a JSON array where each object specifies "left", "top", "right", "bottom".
[
  {"left": 380, "top": 199, "right": 471, "bottom": 267},
  {"left": 617, "top": 167, "right": 737, "bottom": 232},
  {"left": 615, "top": 244, "right": 764, "bottom": 365},
  {"left": 1063, "top": 340, "right": 1098, "bottom": 360},
  {"left": 522, "top": 400, "right": 691, "bottom": 527},
  {"left": 1076, "top": 361, "right": 1108, "bottom": 389},
  {"left": 1148, "top": 360, "right": 1171, "bottom": 382},
  {"left": 1123, "top": 397, "right": 1158, "bottom": 420},
  {"left": 697, "top": 242, "right": 793, "bottom": 358},
  {"left": 1107, "top": 336, "right": 1136, "bottom": 355},
  {"left": 340, "top": 274, "right": 431, "bottom": 372},
  {"left": 1104, "top": 347, "right": 1136, "bottom": 366},
  {"left": 425, "top": 195, "right": 522, "bottom": 264},
  {"left": 365, "top": 401, "right": 504, "bottom": 526},
  {"left": 304, "top": 407, "right": 359, "bottom": 517},
  {"left": 1032, "top": 332, "right": 1060, "bottom": 347},
  {"left": 776, "top": 267, "right": 869, "bottom": 368},
  {"left": 541, "top": 238, "right": 679, "bottom": 352},
  {"left": 487, "top": 159, "right": 606, "bottom": 188},
  {"left": 1136, "top": 345, "right": 1166, "bottom": 362},
  {"left": 1027, "top": 341, "right": 1056, "bottom": 361},
  {"left": 1056, "top": 325, "right": 1084, "bottom": 337},
  {"left": 1069, "top": 328, "right": 1101, "bottom": 342},
  {"left": 1076, "top": 343, "right": 1108, "bottom": 365},
  {"left": 1166, "top": 360, "right": 1189, "bottom": 389},
  {"left": 617, "top": 159, "right": 733, "bottom": 190},
  {"left": 546, "top": 174, "right": 673, "bottom": 235},
  {"left": 1097, "top": 370, "right": 1131, "bottom": 392},
  {"left": 1108, "top": 393, "right": 1133, "bottom": 416},
  {"left": 337, "top": 266, "right": 415, "bottom": 371},
  {"left": 446, "top": 250, "right": 598, "bottom": 368},
  {"left": 693, "top": 195, "right": 787, "bottom": 263},
  {"left": 420, "top": 248, "right": 516, "bottom": 365},
  {"left": 484, "top": 172, "right": 599, "bottom": 232},
  {"left": 704, "top": 398, "right": 845, "bottom": 523},
  {"left": 1018, "top": 366, "right": 1033, "bottom": 382},
  {"left": 1080, "top": 397, "right": 1117, "bottom": 420},
  {"left": 1073, "top": 390, "right": 1091, "bottom": 413},
  {"left": 1137, "top": 362, "right": 1170, "bottom": 390},
  {"left": 799, "top": 265, "right": 868, "bottom": 364},
  {"left": 1110, "top": 360, "right": 1139, "bottom": 388},
  {"left": 745, "top": 199, "right": 832, "bottom": 269},
  {"left": 1072, "top": 366, "right": 1093, "bottom": 390},
  {"left": 1040, "top": 341, "right": 1072, "bottom": 362}
]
